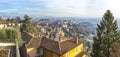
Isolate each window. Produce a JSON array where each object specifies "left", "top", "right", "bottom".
[
  {"left": 37, "top": 48, "right": 40, "bottom": 54},
  {"left": 40, "top": 48, "right": 44, "bottom": 55}
]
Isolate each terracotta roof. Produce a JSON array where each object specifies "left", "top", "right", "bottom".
[
  {"left": 27, "top": 37, "right": 42, "bottom": 48},
  {"left": 40, "top": 37, "right": 82, "bottom": 55},
  {"left": 0, "top": 20, "right": 8, "bottom": 24},
  {"left": 21, "top": 33, "right": 33, "bottom": 44},
  {"left": 22, "top": 33, "right": 43, "bottom": 48}
]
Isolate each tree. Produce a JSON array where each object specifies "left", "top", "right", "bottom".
[
  {"left": 14, "top": 16, "right": 21, "bottom": 23},
  {"left": 14, "top": 16, "right": 21, "bottom": 28},
  {"left": 91, "top": 10, "right": 120, "bottom": 57},
  {"left": 0, "top": 28, "right": 22, "bottom": 46},
  {"left": 6, "top": 18, "right": 11, "bottom": 22},
  {"left": 20, "top": 15, "right": 32, "bottom": 33}
]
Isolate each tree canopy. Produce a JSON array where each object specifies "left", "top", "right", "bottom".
[
  {"left": 0, "top": 28, "right": 22, "bottom": 46},
  {"left": 20, "top": 15, "right": 33, "bottom": 33},
  {"left": 91, "top": 10, "right": 120, "bottom": 57}
]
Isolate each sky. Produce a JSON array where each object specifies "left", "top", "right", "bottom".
[{"left": 0, "top": 0, "right": 120, "bottom": 18}]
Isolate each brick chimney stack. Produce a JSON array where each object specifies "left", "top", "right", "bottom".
[
  {"left": 59, "top": 37, "right": 62, "bottom": 42},
  {"left": 76, "top": 37, "right": 78, "bottom": 44}
]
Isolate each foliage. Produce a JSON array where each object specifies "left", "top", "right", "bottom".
[
  {"left": 0, "top": 28, "right": 22, "bottom": 46},
  {"left": 91, "top": 10, "right": 120, "bottom": 57},
  {"left": 20, "top": 15, "right": 33, "bottom": 33},
  {"left": 6, "top": 18, "right": 11, "bottom": 22}
]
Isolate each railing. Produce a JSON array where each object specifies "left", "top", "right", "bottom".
[{"left": 15, "top": 39, "right": 20, "bottom": 57}]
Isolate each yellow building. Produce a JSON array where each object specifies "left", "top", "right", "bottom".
[{"left": 37, "top": 37, "right": 87, "bottom": 57}]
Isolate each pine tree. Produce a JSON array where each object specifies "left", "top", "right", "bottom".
[
  {"left": 91, "top": 10, "right": 120, "bottom": 57},
  {"left": 14, "top": 16, "right": 21, "bottom": 28},
  {"left": 20, "top": 15, "right": 32, "bottom": 33}
]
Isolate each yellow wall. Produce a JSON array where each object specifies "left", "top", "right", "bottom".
[
  {"left": 60, "top": 44, "right": 84, "bottom": 57},
  {"left": 69, "top": 48, "right": 76, "bottom": 57},
  {"left": 76, "top": 44, "right": 83, "bottom": 55},
  {"left": 82, "top": 54, "right": 86, "bottom": 57},
  {"left": 60, "top": 53, "right": 66, "bottom": 57},
  {"left": 44, "top": 44, "right": 84, "bottom": 57}
]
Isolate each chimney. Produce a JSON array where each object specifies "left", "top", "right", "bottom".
[
  {"left": 76, "top": 37, "right": 78, "bottom": 44},
  {"left": 38, "top": 34, "right": 41, "bottom": 37},
  {"left": 59, "top": 37, "right": 62, "bottom": 41}
]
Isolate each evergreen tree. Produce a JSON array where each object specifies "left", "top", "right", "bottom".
[
  {"left": 91, "top": 10, "right": 120, "bottom": 57},
  {"left": 20, "top": 15, "right": 32, "bottom": 33},
  {"left": 6, "top": 18, "right": 11, "bottom": 22},
  {"left": 14, "top": 16, "right": 21, "bottom": 23},
  {"left": 14, "top": 16, "right": 21, "bottom": 28}
]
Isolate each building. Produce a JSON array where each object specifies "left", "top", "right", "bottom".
[
  {"left": 21, "top": 33, "right": 87, "bottom": 57},
  {"left": 0, "top": 20, "right": 8, "bottom": 29},
  {"left": 21, "top": 33, "right": 42, "bottom": 57},
  {"left": 37, "top": 37, "right": 87, "bottom": 57}
]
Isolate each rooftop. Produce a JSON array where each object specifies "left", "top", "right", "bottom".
[
  {"left": 40, "top": 37, "right": 82, "bottom": 55},
  {"left": 21, "top": 33, "right": 42, "bottom": 48},
  {"left": 0, "top": 20, "right": 8, "bottom": 24}
]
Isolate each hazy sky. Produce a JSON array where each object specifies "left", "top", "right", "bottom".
[{"left": 0, "top": 0, "right": 120, "bottom": 18}]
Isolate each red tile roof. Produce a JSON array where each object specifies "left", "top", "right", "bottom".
[
  {"left": 0, "top": 20, "right": 8, "bottom": 24},
  {"left": 22, "top": 33, "right": 43, "bottom": 48},
  {"left": 40, "top": 37, "right": 82, "bottom": 55},
  {"left": 27, "top": 37, "right": 42, "bottom": 48},
  {"left": 21, "top": 33, "right": 33, "bottom": 44}
]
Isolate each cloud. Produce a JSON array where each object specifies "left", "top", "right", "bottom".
[
  {"left": 0, "top": 0, "right": 120, "bottom": 17},
  {"left": 0, "top": 0, "right": 95, "bottom": 17}
]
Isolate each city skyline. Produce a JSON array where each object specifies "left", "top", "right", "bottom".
[{"left": 0, "top": 0, "right": 120, "bottom": 18}]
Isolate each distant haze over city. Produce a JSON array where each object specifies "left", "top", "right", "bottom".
[{"left": 0, "top": 0, "right": 120, "bottom": 18}]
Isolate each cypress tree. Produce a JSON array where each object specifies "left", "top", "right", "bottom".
[
  {"left": 20, "top": 15, "right": 32, "bottom": 33},
  {"left": 91, "top": 10, "right": 120, "bottom": 57}
]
